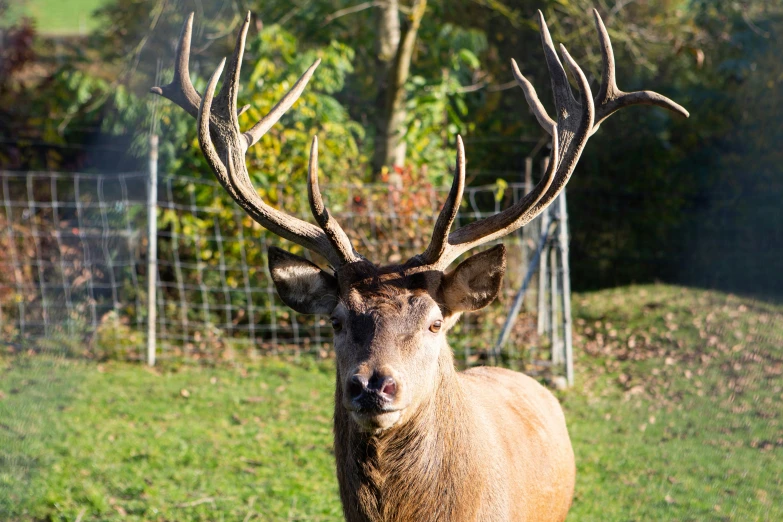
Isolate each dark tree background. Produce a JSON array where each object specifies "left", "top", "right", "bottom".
[{"left": 1, "top": 0, "right": 781, "bottom": 297}]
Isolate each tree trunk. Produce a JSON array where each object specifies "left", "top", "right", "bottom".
[{"left": 371, "top": 0, "right": 427, "bottom": 178}]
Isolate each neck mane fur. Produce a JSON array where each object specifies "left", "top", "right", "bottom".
[{"left": 333, "top": 357, "right": 484, "bottom": 522}]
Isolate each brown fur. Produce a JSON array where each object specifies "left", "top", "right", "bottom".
[
  {"left": 269, "top": 249, "right": 575, "bottom": 522},
  {"left": 333, "top": 337, "right": 574, "bottom": 522}
]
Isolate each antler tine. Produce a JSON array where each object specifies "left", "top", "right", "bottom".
[
  {"left": 549, "top": 41, "right": 594, "bottom": 172},
  {"left": 150, "top": 12, "right": 201, "bottom": 118},
  {"left": 196, "top": 57, "right": 346, "bottom": 267},
  {"left": 511, "top": 59, "right": 555, "bottom": 136},
  {"left": 243, "top": 59, "right": 322, "bottom": 150},
  {"left": 197, "top": 58, "right": 227, "bottom": 174},
  {"left": 592, "top": 9, "right": 689, "bottom": 130},
  {"left": 212, "top": 11, "right": 252, "bottom": 129},
  {"left": 307, "top": 136, "right": 362, "bottom": 265},
  {"left": 420, "top": 136, "right": 467, "bottom": 265},
  {"left": 537, "top": 11, "right": 580, "bottom": 115}
]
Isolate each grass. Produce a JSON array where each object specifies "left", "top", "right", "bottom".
[
  {"left": 0, "top": 357, "right": 341, "bottom": 521},
  {"left": 567, "top": 286, "right": 782, "bottom": 520},
  {"left": 1, "top": 284, "right": 781, "bottom": 521},
  {"left": 3, "top": 0, "right": 107, "bottom": 35}
]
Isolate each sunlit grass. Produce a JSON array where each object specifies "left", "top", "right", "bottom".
[
  {"left": 3, "top": 0, "right": 106, "bottom": 35},
  {"left": 1, "top": 284, "right": 781, "bottom": 521},
  {"left": 567, "top": 285, "right": 783, "bottom": 521},
  {"left": 0, "top": 357, "right": 342, "bottom": 521}
]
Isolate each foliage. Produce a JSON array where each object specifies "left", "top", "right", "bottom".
[
  {"left": 0, "top": 38, "right": 143, "bottom": 171},
  {"left": 403, "top": 23, "right": 489, "bottom": 173},
  {"left": 1, "top": 285, "right": 781, "bottom": 520},
  {"left": 91, "top": 311, "right": 144, "bottom": 361},
  {"left": 3, "top": 0, "right": 783, "bottom": 298}
]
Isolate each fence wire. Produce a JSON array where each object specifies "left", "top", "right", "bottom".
[{"left": 1, "top": 170, "right": 551, "bottom": 371}]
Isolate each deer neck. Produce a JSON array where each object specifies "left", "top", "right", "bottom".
[{"left": 334, "top": 350, "right": 484, "bottom": 522}]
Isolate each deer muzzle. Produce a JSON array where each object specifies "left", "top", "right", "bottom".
[{"left": 344, "top": 370, "right": 405, "bottom": 432}]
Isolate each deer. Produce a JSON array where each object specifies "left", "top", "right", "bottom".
[{"left": 152, "top": 8, "right": 688, "bottom": 522}]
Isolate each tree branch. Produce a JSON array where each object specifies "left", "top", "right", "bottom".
[{"left": 322, "top": 1, "right": 385, "bottom": 26}]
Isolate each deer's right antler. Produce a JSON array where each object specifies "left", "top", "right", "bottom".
[{"left": 151, "top": 12, "right": 361, "bottom": 268}]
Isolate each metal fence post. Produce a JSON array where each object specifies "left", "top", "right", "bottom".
[
  {"left": 147, "top": 134, "right": 158, "bottom": 366},
  {"left": 549, "top": 232, "right": 560, "bottom": 364},
  {"left": 558, "top": 190, "right": 574, "bottom": 386},
  {"left": 493, "top": 219, "right": 557, "bottom": 361},
  {"left": 537, "top": 157, "right": 551, "bottom": 336},
  {"left": 522, "top": 156, "right": 534, "bottom": 311}
]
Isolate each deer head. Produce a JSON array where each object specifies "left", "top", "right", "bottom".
[{"left": 152, "top": 10, "right": 688, "bottom": 434}]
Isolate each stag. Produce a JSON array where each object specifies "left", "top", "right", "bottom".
[{"left": 152, "top": 9, "right": 687, "bottom": 521}]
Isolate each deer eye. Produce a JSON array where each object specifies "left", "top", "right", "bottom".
[
  {"left": 330, "top": 318, "right": 342, "bottom": 332},
  {"left": 429, "top": 320, "right": 443, "bottom": 333}
]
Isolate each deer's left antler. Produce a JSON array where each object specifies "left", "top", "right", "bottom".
[{"left": 416, "top": 10, "right": 688, "bottom": 271}]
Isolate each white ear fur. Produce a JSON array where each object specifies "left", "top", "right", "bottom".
[
  {"left": 441, "top": 245, "right": 506, "bottom": 313},
  {"left": 268, "top": 247, "right": 339, "bottom": 315}
]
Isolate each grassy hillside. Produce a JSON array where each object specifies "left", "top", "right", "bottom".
[
  {"left": 4, "top": 0, "right": 106, "bottom": 35},
  {"left": 568, "top": 286, "right": 782, "bottom": 520},
  {"left": 1, "top": 285, "right": 781, "bottom": 521}
]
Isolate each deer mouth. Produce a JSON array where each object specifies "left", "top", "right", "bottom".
[
  {"left": 346, "top": 394, "right": 406, "bottom": 432},
  {"left": 349, "top": 408, "right": 404, "bottom": 432}
]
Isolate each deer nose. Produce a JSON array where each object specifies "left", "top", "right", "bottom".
[
  {"left": 378, "top": 376, "right": 397, "bottom": 397},
  {"left": 347, "top": 372, "right": 398, "bottom": 403},
  {"left": 347, "top": 374, "right": 369, "bottom": 400}
]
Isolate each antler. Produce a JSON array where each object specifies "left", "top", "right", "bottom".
[
  {"left": 416, "top": 9, "right": 688, "bottom": 271},
  {"left": 151, "top": 12, "right": 360, "bottom": 268}
]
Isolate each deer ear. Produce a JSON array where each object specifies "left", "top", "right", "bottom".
[
  {"left": 440, "top": 245, "right": 506, "bottom": 313},
  {"left": 268, "top": 247, "right": 339, "bottom": 315}
]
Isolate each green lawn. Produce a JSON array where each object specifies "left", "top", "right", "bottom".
[
  {"left": 4, "top": 0, "right": 107, "bottom": 35},
  {"left": 1, "top": 284, "right": 781, "bottom": 521}
]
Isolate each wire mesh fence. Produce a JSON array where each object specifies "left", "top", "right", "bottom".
[{"left": 1, "top": 169, "right": 556, "bottom": 373}]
